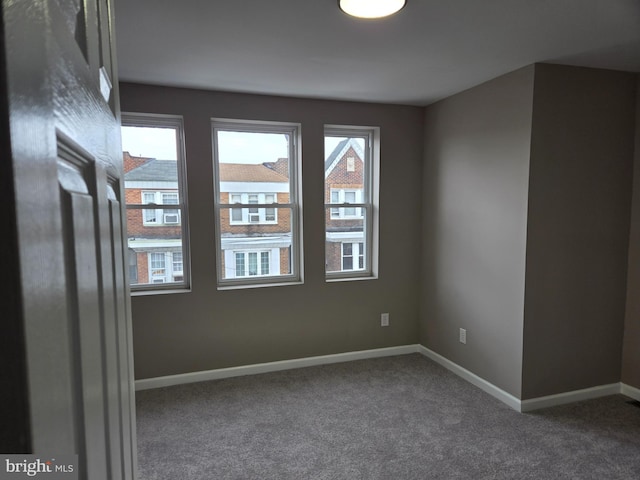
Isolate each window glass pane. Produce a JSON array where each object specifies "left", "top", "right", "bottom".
[
  {"left": 261, "top": 252, "right": 270, "bottom": 275},
  {"left": 248, "top": 194, "right": 259, "bottom": 223},
  {"left": 324, "top": 127, "right": 376, "bottom": 278},
  {"left": 325, "top": 212, "right": 367, "bottom": 273},
  {"left": 172, "top": 252, "right": 183, "bottom": 272},
  {"left": 324, "top": 136, "right": 365, "bottom": 186},
  {"left": 248, "top": 252, "right": 258, "bottom": 276},
  {"left": 235, "top": 252, "right": 245, "bottom": 277},
  {"left": 150, "top": 252, "right": 165, "bottom": 269},
  {"left": 122, "top": 116, "right": 189, "bottom": 290},
  {"left": 213, "top": 121, "right": 301, "bottom": 285},
  {"left": 221, "top": 207, "right": 293, "bottom": 280},
  {"left": 342, "top": 243, "right": 353, "bottom": 271},
  {"left": 230, "top": 194, "right": 242, "bottom": 222}
]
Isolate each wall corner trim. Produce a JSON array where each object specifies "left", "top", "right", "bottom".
[
  {"left": 520, "top": 383, "right": 621, "bottom": 412},
  {"left": 135, "top": 344, "right": 419, "bottom": 391},
  {"left": 416, "top": 345, "right": 523, "bottom": 411},
  {"left": 416, "top": 345, "right": 635, "bottom": 412},
  {"left": 621, "top": 383, "right": 640, "bottom": 401}
]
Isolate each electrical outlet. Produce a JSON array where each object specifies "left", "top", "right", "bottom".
[
  {"left": 381, "top": 313, "right": 389, "bottom": 327},
  {"left": 459, "top": 328, "right": 467, "bottom": 344}
]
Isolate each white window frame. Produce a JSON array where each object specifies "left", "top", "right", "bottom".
[
  {"left": 233, "top": 250, "right": 271, "bottom": 278},
  {"left": 147, "top": 251, "right": 184, "bottom": 283},
  {"left": 122, "top": 112, "right": 191, "bottom": 293},
  {"left": 149, "top": 252, "right": 167, "bottom": 283},
  {"left": 325, "top": 125, "right": 379, "bottom": 281},
  {"left": 330, "top": 189, "right": 363, "bottom": 219},
  {"left": 142, "top": 191, "right": 181, "bottom": 226},
  {"left": 212, "top": 118, "right": 303, "bottom": 289},
  {"left": 341, "top": 242, "right": 365, "bottom": 271},
  {"left": 229, "top": 193, "right": 278, "bottom": 225}
]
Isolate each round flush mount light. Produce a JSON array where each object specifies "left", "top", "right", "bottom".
[{"left": 339, "top": 0, "right": 407, "bottom": 19}]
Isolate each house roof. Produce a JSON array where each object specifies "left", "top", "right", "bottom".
[
  {"left": 125, "top": 159, "right": 289, "bottom": 184},
  {"left": 125, "top": 159, "right": 177, "bottom": 181},
  {"left": 219, "top": 163, "right": 288, "bottom": 183},
  {"left": 324, "top": 139, "right": 350, "bottom": 172},
  {"left": 325, "top": 138, "right": 364, "bottom": 176}
]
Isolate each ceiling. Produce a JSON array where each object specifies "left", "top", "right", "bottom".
[{"left": 113, "top": 0, "right": 640, "bottom": 106}]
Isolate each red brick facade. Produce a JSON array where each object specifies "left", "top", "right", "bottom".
[
  {"left": 125, "top": 139, "right": 364, "bottom": 283},
  {"left": 219, "top": 192, "right": 291, "bottom": 235},
  {"left": 125, "top": 188, "right": 182, "bottom": 238},
  {"left": 325, "top": 145, "right": 365, "bottom": 272}
]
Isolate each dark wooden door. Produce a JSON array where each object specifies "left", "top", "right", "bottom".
[{"left": 2, "top": 0, "right": 137, "bottom": 478}]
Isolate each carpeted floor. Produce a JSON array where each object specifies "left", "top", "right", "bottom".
[{"left": 135, "top": 354, "right": 640, "bottom": 479}]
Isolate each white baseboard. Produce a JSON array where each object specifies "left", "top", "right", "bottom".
[
  {"left": 135, "top": 344, "right": 419, "bottom": 391},
  {"left": 416, "top": 345, "right": 522, "bottom": 411},
  {"left": 136, "top": 343, "right": 637, "bottom": 414},
  {"left": 415, "top": 345, "right": 632, "bottom": 412},
  {"left": 621, "top": 383, "right": 640, "bottom": 401},
  {"left": 520, "top": 383, "right": 621, "bottom": 412}
]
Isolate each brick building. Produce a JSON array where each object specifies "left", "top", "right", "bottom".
[
  {"left": 324, "top": 138, "right": 366, "bottom": 273},
  {"left": 124, "top": 153, "right": 183, "bottom": 284},
  {"left": 124, "top": 153, "right": 295, "bottom": 283},
  {"left": 124, "top": 139, "right": 364, "bottom": 283},
  {"left": 218, "top": 162, "right": 292, "bottom": 279}
]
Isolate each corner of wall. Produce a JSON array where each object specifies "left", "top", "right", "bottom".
[{"left": 621, "top": 74, "right": 640, "bottom": 389}]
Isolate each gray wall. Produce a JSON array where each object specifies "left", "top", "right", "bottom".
[
  {"left": 522, "top": 65, "right": 636, "bottom": 399},
  {"left": 419, "top": 64, "right": 637, "bottom": 400},
  {"left": 420, "top": 66, "right": 535, "bottom": 397},
  {"left": 119, "top": 84, "right": 424, "bottom": 380},
  {"left": 622, "top": 75, "right": 640, "bottom": 390}
]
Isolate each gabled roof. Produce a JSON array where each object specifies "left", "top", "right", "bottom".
[
  {"left": 325, "top": 138, "right": 364, "bottom": 176},
  {"left": 219, "top": 163, "right": 288, "bottom": 183},
  {"left": 125, "top": 159, "right": 290, "bottom": 184},
  {"left": 125, "top": 159, "right": 177, "bottom": 181}
]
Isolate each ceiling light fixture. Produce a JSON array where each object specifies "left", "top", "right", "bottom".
[{"left": 339, "top": 0, "right": 406, "bottom": 19}]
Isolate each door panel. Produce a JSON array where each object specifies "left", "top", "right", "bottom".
[{"left": 4, "top": 0, "right": 137, "bottom": 478}]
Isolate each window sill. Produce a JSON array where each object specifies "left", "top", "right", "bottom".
[
  {"left": 326, "top": 274, "right": 378, "bottom": 283},
  {"left": 130, "top": 287, "right": 191, "bottom": 297},
  {"left": 229, "top": 222, "right": 278, "bottom": 226},
  {"left": 217, "top": 279, "right": 304, "bottom": 291},
  {"left": 141, "top": 224, "right": 182, "bottom": 227}
]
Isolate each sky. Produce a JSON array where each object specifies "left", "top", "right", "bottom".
[{"left": 121, "top": 125, "right": 347, "bottom": 163}]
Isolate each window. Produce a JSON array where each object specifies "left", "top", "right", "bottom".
[
  {"left": 212, "top": 119, "right": 302, "bottom": 288},
  {"left": 122, "top": 113, "right": 190, "bottom": 292},
  {"left": 342, "top": 242, "right": 364, "bottom": 271},
  {"left": 148, "top": 251, "right": 183, "bottom": 283},
  {"left": 229, "top": 193, "right": 278, "bottom": 224},
  {"left": 233, "top": 251, "right": 271, "bottom": 277},
  {"left": 330, "top": 189, "right": 363, "bottom": 218},
  {"left": 324, "top": 126, "right": 379, "bottom": 280},
  {"left": 142, "top": 191, "right": 181, "bottom": 225}
]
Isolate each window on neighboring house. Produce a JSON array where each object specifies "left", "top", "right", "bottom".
[
  {"left": 122, "top": 113, "right": 190, "bottom": 292},
  {"left": 324, "top": 125, "right": 379, "bottom": 280},
  {"left": 234, "top": 250, "right": 271, "bottom": 277},
  {"left": 142, "top": 191, "right": 181, "bottom": 225},
  {"left": 212, "top": 119, "right": 302, "bottom": 288},
  {"left": 342, "top": 242, "right": 364, "bottom": 271},
  {"left": 229, "top": 193, "right": 278, "bottom": 224},
  {"left": 330, "top": 189, "right": 363, "bottom": 218},
  {"left": 148, "top": 251, "right": 183, "bottom": 283}
]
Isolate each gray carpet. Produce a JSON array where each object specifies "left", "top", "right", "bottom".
[{"left": 135, "top": 354, "right": 640, "bottom": 479}]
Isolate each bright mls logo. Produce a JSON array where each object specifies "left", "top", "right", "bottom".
[{"left": 0, "top": 456, "right": 77, "bottom": 479}]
